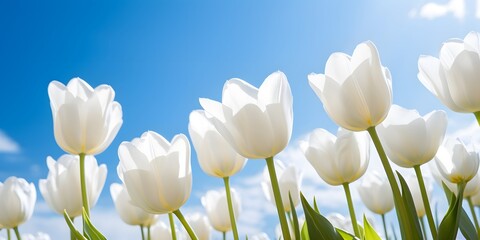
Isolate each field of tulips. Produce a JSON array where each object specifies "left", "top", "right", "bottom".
[{"left": 2, "top": 28, "right": 480, "bottom": 240}]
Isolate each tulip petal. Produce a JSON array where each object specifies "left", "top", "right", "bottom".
[
  {"left": 447, "top": 50, "right": 480, "bottom": 111},
  {"left": 222, "top": 78, "right": 258, "bottom": 113}
]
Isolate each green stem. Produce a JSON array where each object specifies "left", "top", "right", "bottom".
[
  {"left": 223, "top": 232, "right": 226, "bottom": 240},
  {"left": 168, "top": 212, "right": 177, "bottom": 240},
  {"left": 287, "top": 211, "right": 293, "bottom": 227},
  {"left": 381, "top": 214, "right": 388, "bottom": 240},
  {"left": 140, "top": 225, "right": 145, "bottom": 240},
  {"left": 367, "top": 127, "right": 407, "bottom": 233},
  {"left": 70, "top": 217, "right": 76, "bottom": 240},
  {"left": 148, "top": 226, "right": 151, "bottom": 240},
  {"left": 451, "top": 182, "right": 466, "bottom": 239},
  {"left": 223, "top": 177, "right": 239, "bottom": 240},
  {"left": 414, "top": 165, "right": 437, "bottom": 238},
  {"left": 265, "top": 157, "right": 291, "bottom": 240},
  {"left": 7, "top": 229, "right": 11, "bottom": 240},
  {"left": 467, "top": 197, "right": 480, "bottom": 236},
  {"left": 342, "top": 183, "right": 360, "bottom": 237},
  {"left": 474, "top": 112, "right": 480, "bottom": 126},
  {"left": 420, "top": 217, "right": 427, "bottom": 240},
  {"left": 79, "top": 153, "right": 90, "bottom": 217},
  {"left": 173, "top": 209, "right": 198, "bottom": 240},
  {"left": 13, "top": 227, "right": 21, "bottom": 240}
]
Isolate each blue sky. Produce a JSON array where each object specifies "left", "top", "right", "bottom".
[{"left": 1, "top": 0, "right": 480, "bottom": 239}]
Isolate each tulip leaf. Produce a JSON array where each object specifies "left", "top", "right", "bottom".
[
  {"left": 301, "top": 222, "right": 310, "bottom": 240},
  {"left": 441, "top": 182, "right": 478, "bottom": 240},
  {"left": 313, "top": 197, "right": 320, "bottom": 213},
  {"left": 438, "top": 181, "right": 466, "bottom": 240},
  {"left": 336, "top": 228, "right": 357, "bottom": 240},
  {"left": 63, "top": 210, "right": 87, "bottom": 240},
  {"left": 300, "top": 193, "right": 342, "bottom": 240},
  {"left": 82, "top": 208, "right": 107, "bottom": 240},
  {"left": 289, "top": 192, "right": 301, "bottom": 240},
  {"left": 396, "top": 172, "right": 423, "bottom": 240},
  {"left": 363, "top": 215, "right": 381, "bottom": 240}
]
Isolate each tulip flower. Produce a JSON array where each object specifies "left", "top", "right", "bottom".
[
  {"left": 118, "top": 131, "right": 197, "bottom": 239},
  {"left": 110, "top": 183, "right": 156, "bottom": 228},
  {"left": 184, "top": 213, "right": 211, "bottom": 240},
  {"left": 48, "top": 78, "right": 122, "bottom": 218},
  {"left": 377, "top": 105, "right": 447, "bottom": 168},
  {"left": 40, "top": 154, "right": 106, "bottom": 218},
  {"left": 435, "top": 139, "right": 479, "bottom": 184},
  {"left": 308, "top": 41, "right": 392, "bottom": 132},
  {"left": 188, "top": 110, "right": 247, "bottom": 239},
  {"left": 418, "top": 31, "right": 480, "bottom": 123},
  {"left": 202, "top": 189, "right": 241, "bottom": 234},
  {"left": 0, "top": 177, "right": 36, "bottom": 237},
  {"left": 151, "top": 221, "right": 184, "bottom": 240},
  {"left": 200, "top": 71, "right": 293, "bottom": 239},
  {"left": 261, "top": 160, "right": 301, "bottom": 212},
  {"left": 301, "top": 127, "right": 368, "bottom": 237},
  {"left": 357, "top": 172, "right": 394, "bottom": 239},
  {"left": 377, "top": 105, "right": 446, "bottom": 237},
  {"left": 405, "top": 175, "right": 432, "bottom": 218}
]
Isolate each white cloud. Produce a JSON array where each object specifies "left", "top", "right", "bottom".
[
  {"left": 412, "top": 0, "right": 465, "bottom": 20},
  {"left": 0, "top": 130, "right": 20, "bottom": 153}
]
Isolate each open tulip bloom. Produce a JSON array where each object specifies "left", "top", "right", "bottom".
[
  {"left": 202, "top": 188, "right": 241, "bottom": 235},
  {"left": 200, "top": 71, "right": 293, "bottom": 239},
  {"left": 117, "top": 131, "right": 197, "bottom": 239}
]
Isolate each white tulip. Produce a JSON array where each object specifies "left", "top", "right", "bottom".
[
  {"left": 261, "top": 160, "right": 301, "bottom": 212},
  {"left": 110, "top": 183, "right": 156, "bottom": 226},
  {"left": 199, "top": 71, "right": 293, "bottom": 159},
  {"left": 118, "top": 131, "right": 192, "bottom": 214},
  {"left": 48, "top": 78, "right": 123, "bottom": 155},
  {"left": 151, "top": 221, "right": 185, "bottom": 240},
  {"left": 184, "top": 213, "right": 211, "bottom": 240},
  {"left": 308, "top": 41, "right": 392, "bottom": 131},
  {"left": 201, "top": 189, "right": 241, "bottom": 232},
  {"left": 0, "top": 177, "right": 36, "bottom": 228},
  {"left": 430, "top": 162, "right": 480, "bottom": 198},
  {"left": 405, "top": 175, "right": 432, "bottom": 217},
  {"left": 301, "top": 128, "right": 369, "bottom": 186},
  {"left": 188, "top": 110, "right": 246, "bottom": 177},
  {"left": 418, "top": 31, "right": 480, "bottom": 113},
  {"left": 378, "top": 105, "right": 447, "bottom": 168},
  {"left": 357, "top": 172, "right": 394, "bottom": 215},
  {"left": 434, "top": 139, "right": 479, "bottom": 184},
  {"left": 39, "top": 154, "right": 106, "bottom": 217}
]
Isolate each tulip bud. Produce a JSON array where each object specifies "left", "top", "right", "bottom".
[
  {"left": 357, "top": 172, "right": 394, "bottom": 215},
  {"left": 0, "top": 177, "right": 36, "bottom": 228},
  {"left": 261, "top": 160, "right": 301, "bottom": 212},
  {"left": 110, "top": 183, "right": 156, "bottom": 226},
  {"left": 201, "top": 189, "right": 241, "bottom": 232}
]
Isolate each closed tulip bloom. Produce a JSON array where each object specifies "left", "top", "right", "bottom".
[
  {"left": 202, "top": 189, "right": 241, "bottom": 232},
  {"left": 405, "top": 175, "right": 432, "bottom": 217},
  {"left": 48, "top": 78, "right": 123, "bottom": 155},
  {"left": 0, "top": 177, "right": 36, "bottom": 228},
  {"left": 377, "top": 105, "right": 447, "bottom": 168},
  {"left": 418, "top": 31, "right": 480, "bottom": 113},
  {"left": 261, "top": 160, "right": 302, "bottom": 212},
  {"left": 308, "top": 41, "right": 392, "bottom": 131},
  {"left": 199, "top": 71, "right": 293, "bottom": 159},
  {"left": 118, "top": 131, "right": 192, "bottom": 214},
  {"left": 357, "top": 172, "right": 394, "bottom": 215},
  {"left": 184, "top": 213, "right": 211, "bottom": 240},
  {"left": 434, "top": 139, "right": 479, "bottom": 184},
  {"left": 188, "top": 110, "right": 247, "bottom": 177},
  {"left": 301, "top": 128, "right": 370, "bottom": 186},
  {"left": 39, "top": 154, "right": 106, "bottom": 217},
  {"left": 110, "top": 183, "right": 156, "bottom": 226},
  {"left": 430, "top": 162, "right": 480, "bottom": 198}
]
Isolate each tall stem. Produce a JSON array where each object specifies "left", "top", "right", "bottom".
[
  {"left": 342, "top": 183, "right": 360, "bottom": 237},
  {"left": 222, "top": 232, "right": 226, "bottom": 240},
  {"left": 70, "top": 217, "right": 76, "bottom": 240},
  {"left": 265, "top": 157, "right": 291, "bottom": 240},
  {"left": 79, "top": 153, "right": 90, "bottom": 217},
  {"left": 474, "top": 112, "right": 480, "bottom": 126},
  {"left": 7, "top": 229, "right": 11, "bottom": 240},
  {"left": 168, "top": 212, "right": 177, "bottom": 240},
  {"left": 223, "top": 177, "right": 239, "bottom": 240},
  {"left": 414, "top": 165, "right": 437, "bottom": 238},
  {"left": 381, "top": 214, "right": 388, "bottom": 240},
  {"left": 420, "top": 217, "right": 427, "bottom": 240},
  {"left": 173, "top": 209, "right": 198, "bottom": 240},
  {"left": 147, "top": 226, "right": 151, "bottom": 240},
  {"left": 467, "top": 197, "right": 480, "bottom": 236},
  {"left": 140, "top": 225, "right": 145, "bottom": 240},
  {"left": 13, "top": 227, "right": 21, "bottom": 240}
]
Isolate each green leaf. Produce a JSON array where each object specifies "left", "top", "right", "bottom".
[
  {"left": 396, "top": 172, "right": 423, "bottom": 240},
  {"left": 63, "top": 210, "right": 87, "bottom": 240},
  {"left": 301, "top": 222, "right": 310, "bottom": 240},
  {"left": 441, "top": 182, "right": 478, "bottom": 240},
  {"left": 336, "top": 228, "right": 357, "bottom": 240},
  {"left": 313, "top": 197, "right": 319, "bottom": 213},
  {"left": 300, "top": 193, "right": 342, "bottom": 240},
  {"left": 289, "top": 192, "right": 301, "bottom": 240},
  {"left": 82, "top": 208, "right": 107, "bottom": 240},
  {"left": 363, "top": 215, "right": 381, "bottom": 240},
  {"left": 438, "top": 181, "right": 466, "bottom": 240}
]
